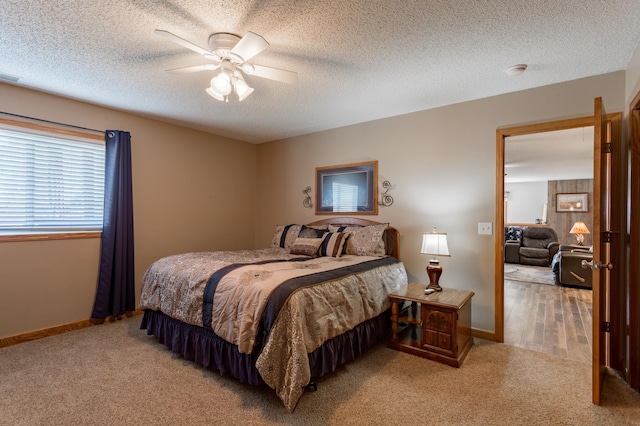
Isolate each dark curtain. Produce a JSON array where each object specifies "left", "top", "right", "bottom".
[{"left": 91, "top": 130, "right": 135, "bottom": 320}]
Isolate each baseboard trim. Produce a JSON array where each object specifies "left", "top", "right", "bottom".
[
  {"left": 472, "top": 328, "right": 497, "bottom": 341},
  {"left": 0, "top": 309, "right": 143, "bottom": 348},
  {"left": 1, "top": 311, "right": 496, "bottom": 348}
]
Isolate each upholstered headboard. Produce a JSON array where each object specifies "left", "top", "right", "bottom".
[{"left": 306, "top": 217, "right": 400, "bottom": 259}]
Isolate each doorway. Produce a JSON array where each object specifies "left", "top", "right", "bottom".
[
  {"left": 495, "top": 116, "right": 598, "bottom": 343},
  {"left": 502, "top": 125, "right": 595, "bottom": 362}
]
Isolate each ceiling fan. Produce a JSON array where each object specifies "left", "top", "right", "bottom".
[{"left": 155, "top": 29, "right": 298, "bottom": 102}]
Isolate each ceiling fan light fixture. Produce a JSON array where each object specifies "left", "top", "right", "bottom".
[
  {"left": 505, "top": 64, "right": 527, "bottom": 77},
  {"left": 211, "top": 72, "right": 232, "bottom": 95},
  {"left": 235, "top": 78, "right": 254, "bottom": 101},
  {"left": 205, "top": 86, "right": 225, "bottom": 101},
  {"left": 157, "top": 29, "right": 297, "bottom": 103}
]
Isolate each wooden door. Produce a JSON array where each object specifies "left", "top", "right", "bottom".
[
  {"left": 590, "top": 98, "right": 626, "bottom": 404},
  {"left": 591, "top": 97, "right": 614, "bottom": 404}
]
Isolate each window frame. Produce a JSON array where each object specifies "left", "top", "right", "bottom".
[{"left": 0, "top": 117, "right": 104, "bottom": 242}]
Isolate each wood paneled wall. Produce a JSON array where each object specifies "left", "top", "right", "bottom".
[{"left": 547, "top": 179, "right": 594, "bottom": 245}]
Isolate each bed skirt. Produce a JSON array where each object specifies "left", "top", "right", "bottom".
[{"left": 140, "top": 309, "right": 391, "bottom": 386}]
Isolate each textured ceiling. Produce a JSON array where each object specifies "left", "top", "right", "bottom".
[
  {"left": 1, "top": 1, "right": 640, "bottom": 143},
  {"left": 505, "top": 127, "right": 594, "bottom": 183}
]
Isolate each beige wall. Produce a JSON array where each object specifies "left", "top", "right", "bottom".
[
  {"left": 1, "top": 65, "right": 635, "bottom": 339},
  {"left": 256, "top": 71, "right": 626, "bottom": 333},
  {"left": 0, "top": 83, "right": 257, "bottom": 338}
]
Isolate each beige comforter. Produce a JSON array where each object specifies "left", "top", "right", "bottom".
[{"left": 139, "top": 248, "right": 408, "bottom": 411}]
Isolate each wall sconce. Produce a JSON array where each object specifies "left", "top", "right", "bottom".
[
  {"left": 302, "top": 186, "right": 313, "bottom": 208},
  {"left": 379, "top": 180, "right": 394, "bottom": 207}
]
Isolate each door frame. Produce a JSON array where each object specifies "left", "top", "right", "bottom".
[
  {"left": 495, "top": 116, "right": 596, "bottom": 342},
  {"left": 496, "top": 110, "right": 624, "bottom": 404}
]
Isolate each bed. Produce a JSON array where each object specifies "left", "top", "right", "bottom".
[{"left": 139, "top": 218, "right": 408, "bottom": 411}]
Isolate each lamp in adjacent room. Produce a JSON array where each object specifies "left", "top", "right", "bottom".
[
  {"left": 569, "top": 221, "right": 590, "bottom": 246},
  {"left": 420, "top": 228, "right": 450, "bottom": 291}
]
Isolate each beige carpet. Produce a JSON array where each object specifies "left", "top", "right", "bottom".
[
  {"left": 1, "top": 318, "right": 639, "bottom": 425},
  {"left": 504, "top": 263, "right": 557, "bottom": 285}
]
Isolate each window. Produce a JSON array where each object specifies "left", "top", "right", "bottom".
[{"left": 0, "top": 120, "right": 105, "bottom": 235}]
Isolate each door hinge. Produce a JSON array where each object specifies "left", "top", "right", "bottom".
[
  {"left": 603, "top": 321, "right": 611, "bottom": 333},
  {"left": 602, "top": 231, "right": 613, "bottom": 243},
  {"left": 604, "top": 142, "right": 612, "bottom": 153}
]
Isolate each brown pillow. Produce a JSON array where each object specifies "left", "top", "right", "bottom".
[{"left": 290, "top": 236, "right": 325, "bottom": 257}]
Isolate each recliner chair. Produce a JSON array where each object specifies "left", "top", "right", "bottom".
[
  {"left": 551, "top": 245, "right": 593, "bottom": 289},
  {"left": 519, "top": 226, "right": 560, "bottom": 266}
]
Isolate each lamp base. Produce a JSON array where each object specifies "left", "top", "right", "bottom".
[{"left": 426, "top": 259, "right": 443, "bottom": 291}]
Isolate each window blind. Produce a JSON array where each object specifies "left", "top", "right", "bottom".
[{"left": 0, "top": 125, "right": 105, "bottom": 234}]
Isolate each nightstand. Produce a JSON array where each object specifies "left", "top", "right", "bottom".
[{"left": 388, "top": 283, "right": 474, "bottom": 367}]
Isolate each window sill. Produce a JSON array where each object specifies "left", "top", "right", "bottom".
[{"left": 0, "top": 232, "right": 102, "bottom": 243}]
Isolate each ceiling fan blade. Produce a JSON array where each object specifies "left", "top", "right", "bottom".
[
  {"left": 165, "top": 64, "right": 220, "bottom": 74},
  {"left": 230, "top": 32, "right": 269, "bottom": 62},
  {"left": 154, "top": 29, "right": 211, "bottom": 56},
  {"left": 247, "top": 64, "right": 298, "bottom": 84}
]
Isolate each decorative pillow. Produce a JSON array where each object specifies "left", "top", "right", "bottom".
[
  {"left": 270, "top": 224, "right": 303, "bottom": 249},
  {"left": 505, "top": 226, "right": 522, "bottom": 242},
  {"left": 269, "top": 224, "right": 329, "bottom": 249},
  {"left": 328, "top": 223, "right": 388, "bottom": 256},
  {"left": 290, "top": 236, "right": 325, "bottom": 257},
  {"left": 298, "top": 224, "right": 328, "bottom": 238},
  {"left": 318, "top": 232, "right": 349, "bottom": 257}
]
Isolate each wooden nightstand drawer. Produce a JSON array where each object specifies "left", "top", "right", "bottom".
[
  {"left": 439, "top": 333, "right": 452, "bottom": 350},
  {"left": 423, "top": 329, "right": 453, "bottom": 353}
]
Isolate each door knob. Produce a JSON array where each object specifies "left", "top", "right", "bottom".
[{"left": 581, "top": 259, "right": 613, "bottom": 271}]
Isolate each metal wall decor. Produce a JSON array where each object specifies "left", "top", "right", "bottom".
[
  {"left": 302, "top": 186, "right": 313, "bottom": 208},
  {"left": 379, "top": 180, "right": 394, "bottom": 207}
]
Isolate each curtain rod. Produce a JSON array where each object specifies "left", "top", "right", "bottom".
[{"left": 0, "top": 111, "right": 105, "bottom": 135}]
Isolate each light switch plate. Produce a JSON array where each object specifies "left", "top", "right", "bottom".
[{"left": 478, "top": 222, "right": 493, "bottom": 235}]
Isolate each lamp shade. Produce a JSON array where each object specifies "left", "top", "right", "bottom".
[
  {"left": 569, "top": 221, "right": 590, "bottom": 235},
  {"left": 420, "top": 231, "right": 450, "bottom": 256}
]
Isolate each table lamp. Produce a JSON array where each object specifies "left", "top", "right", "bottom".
[
  {"left": 420, "top": 228, "right": 450, "bottom": 291},
  {"left": 569, "top": 221, "right": 590, "bottom": 246}
]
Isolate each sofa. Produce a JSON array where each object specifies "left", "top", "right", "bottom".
[
  {"left": 504, "top": 225, "right": 560, "bottom": 266},
  {"left": 551, "top": 245, "right": 593, "bottom": 289},
  {"left": 504, "top": 226, "right": 523, "bottom": 263}
]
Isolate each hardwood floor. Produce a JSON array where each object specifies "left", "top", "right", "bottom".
[{"left": 504, "top": 278, "right": 593, "bottom": 363}]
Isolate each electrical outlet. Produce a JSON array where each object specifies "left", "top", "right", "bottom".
[{"left": 478, "top": 222, "right": 493, "bottom": 235}]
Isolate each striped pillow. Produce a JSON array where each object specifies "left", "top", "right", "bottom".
[
  {"left": 290, "top": 236, "right": 325, "bottom": 257},
  {"left": 318, "top": 232, "right": 349, "bottom": 257},
  {"left": 270, "top": 224, "right": 302, "bottom": 249},
  {"left": 270, "top": 224, "right": 329, "bottom": 249}
]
